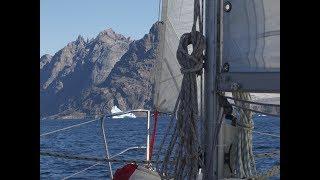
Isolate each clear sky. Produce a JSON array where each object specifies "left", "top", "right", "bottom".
[{"left": 40, "top": 0, "right": 159, "bottom": 56}]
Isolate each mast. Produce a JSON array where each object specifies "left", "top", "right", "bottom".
[
  {"left": 217, "top": 0, "right": 224, "bottom": 177},
  {"left": 204, "top": 0, "right": 220, "bottom": 179}
]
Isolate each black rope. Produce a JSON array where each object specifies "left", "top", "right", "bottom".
[{"left": 40, "top": 151, "right": 166, "bottom": 164}]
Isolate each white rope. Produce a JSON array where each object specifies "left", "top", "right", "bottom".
[{"left": 231, "top": 92, "right": 257, "bottom": 178}]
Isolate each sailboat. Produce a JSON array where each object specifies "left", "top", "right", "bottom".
[
  {"left": 113, "top": 0, "right": 279, "bottom": 178},
  {"left": 40, "top": 0, "right": 279, "bottom": 179}
]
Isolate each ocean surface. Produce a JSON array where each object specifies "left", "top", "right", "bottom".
[{"left": 40, "top": 114, "right": 279, "bottom": 179}]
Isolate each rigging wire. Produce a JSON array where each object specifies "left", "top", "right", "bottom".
[
  {"left": 223, "top": 95, "right": 280, "bottom": 107},
  {"left": 60, "top": 146, "right": 147, "bottom": 180},
  {"left": 40, "top": 118, "right": 99, "bottom": 137},
  {"left": 62, "top": 162, "right": 102, "bottom": 180},
  {"left": 100, "top": 116, "right": 113, "bottom": 179},
  {"left": 231, "top": 103, "right": 279, "bottom": 117}
]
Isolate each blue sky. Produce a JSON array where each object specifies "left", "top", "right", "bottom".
[{"left": 40, "top": 0, "right": 159, "bottom": 56}]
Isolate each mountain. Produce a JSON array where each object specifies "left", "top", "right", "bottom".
[
  {"left": 40, "top": 23, "right": 160, "bottom": 119},
  {"left": 40, "top": 54, "right": 52, "bottom": 69}
]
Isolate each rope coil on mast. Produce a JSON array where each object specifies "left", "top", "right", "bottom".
[
  {"left": 158, "top": 0, "right": 206, "bottom": 178},
  {"left": 230, "top": 92, "right": 257, "bottom": 178},
  {"left": 218, "top": 93, "right": 279, "bottom": 178}
]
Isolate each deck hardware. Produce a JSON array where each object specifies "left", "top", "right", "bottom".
[
  {"left": 222, "top": 62, "right": 230, "bottom": 72},
  {"left": 224, "top": 1, "right": 232, "bottom": 12}
]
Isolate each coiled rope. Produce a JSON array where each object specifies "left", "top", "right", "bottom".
[
  {"left": 231, "top": 92, "right": 257, "bottom": 178},
  {"left": 158, "top": 0, "right": 206, "bottom": 179}
]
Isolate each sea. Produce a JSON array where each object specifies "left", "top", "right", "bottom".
[{"left": 40, "top": 114, "right": 280, "bottom": 179}]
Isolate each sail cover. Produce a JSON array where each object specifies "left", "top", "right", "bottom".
[
  {"left": 219, "top": 0, "right": 280, "bottom": 92},
  {"left": 153, "top": 0, "right": 198, "bottom": 113},
  {"left": 222, "top": 0, "right": 280, "bottom": 72}
]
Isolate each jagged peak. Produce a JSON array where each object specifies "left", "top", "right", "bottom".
[
  {"left": 105, "top": 28, "right": 115, "bottom": 34},
  {"left": 75, "top": 35, "right": 86, "bottom": 45},
  {"left": 99, "top": 28, "right": 116, "bottom": 36},
  {"left": 97, "top": 28, "right": 132, "bottom": 42},
  {"left": 146, "top": 22, "right": 161, "bottom": 39},
  {"left": 40, "top": 54, "right": 52, "bottom": 60},
  {"left": 76, "top": 35, "right": 85, "bottom": 42},
  {"left": 40, "top": 54, "right": 53, "bottom": 69},
  {"left": 127, "top": 22, "right": 161, "bottom": 49},
  {"left": 150, "top": 21, "right": 162, "bottom": 32},
  {"left": 60, "top": 35, "right": 86, "bottom": 49}
]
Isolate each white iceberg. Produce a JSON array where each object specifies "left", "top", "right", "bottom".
[{"left": 111, "top": 106, "right": 136, "bottom": 119}]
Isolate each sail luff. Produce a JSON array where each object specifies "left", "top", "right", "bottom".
[{"left": 154, "top": 0, "right": 196, "bottom": 113}]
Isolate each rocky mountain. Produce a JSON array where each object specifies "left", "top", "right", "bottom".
[
  {"left": 40, "top": 23, "right": 160, "bottom": 119},
  {"left": 40, "top": 54, "right": 52, "bottom": 69}
]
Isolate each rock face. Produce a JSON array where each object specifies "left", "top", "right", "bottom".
[
  {"left": 40, "top": 23, "right": 160, "bottom": 119},
  {"left": 40, "top": 54, "right": 52, "bottom": 69}
]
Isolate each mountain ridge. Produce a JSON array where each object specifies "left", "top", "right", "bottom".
[{"left": 40, "top": 22, "right": 161, "bottom": 119}]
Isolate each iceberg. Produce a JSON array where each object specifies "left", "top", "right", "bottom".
[{"left": 111, "top": 106, "right": 136, "bottom": 119}]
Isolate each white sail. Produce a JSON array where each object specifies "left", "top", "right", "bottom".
[
  {"left": 222, "top": 0, "right": 280, "bottom": 72},
  {"left": 154, "top": 0, "right": 199, "bottom": 113},
  {"left": 154, "top": 0, "right": 280, "bottom": 112},
  {"left": 219, "top": 0, "right": 280, "bottom": 92}
]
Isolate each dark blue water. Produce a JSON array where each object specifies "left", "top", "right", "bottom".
[{"left": 40, "top": 115, "right": 279, "bottom": 179}]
